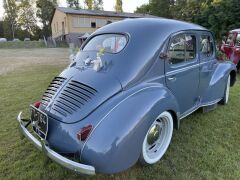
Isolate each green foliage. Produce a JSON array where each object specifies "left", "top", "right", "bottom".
[
  {"left": 0, "top": 21, "right": 4, "bottom": 37},
  {"left": 93, "top": 0, "right": 104, "bottom": 10},
  {"left": 115, "top": 0, "right": 123, "bottom": 12},
  {"left": 67, "top": 0, "right": 80, "bottom": 9},
  {"left": 84, "top": 0, "right": 93, "bottom": 9},
  {"left": 136, "top": 0, "right": 240, "bottom": 41},
  {"left": 135, "top": 4, "right": 151, "bottom": 14},
  {"left": 149, "top": 0, "right": 172, "bottom": 18},
  {"left": 3, "top": 0, "right": 18, "bottom": 39},
  {"left": 18, "top": 0, "right": 37, "bottom": 37},
  {"left": 0, "top": 41, "right": 45, "bottom": 49},
  {"left": 36, "top": 0, "right": 58, "bottom": 38}
]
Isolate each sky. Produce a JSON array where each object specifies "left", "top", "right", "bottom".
[{"left": 0, "top": 0, "right": 149, "bottom": 20}]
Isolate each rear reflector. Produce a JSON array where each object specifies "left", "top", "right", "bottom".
[
  {"left": 77, "top": 125, "right": 93, "bottom": 141},
  {"left": 34, "top": 101, "right": 41, "bottom": 108}
]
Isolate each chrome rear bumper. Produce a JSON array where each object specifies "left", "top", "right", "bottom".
[{"left": 17, "top": 112, "right": 95, "bottom": 175}]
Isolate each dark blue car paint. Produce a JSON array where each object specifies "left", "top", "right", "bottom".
[{"left": 38, "top": 18, "right": 236, "bottom": 173}]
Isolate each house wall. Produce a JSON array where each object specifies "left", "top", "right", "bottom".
[
  {"left": 51, "top": 9, "right": 125, "bottom": 38},
  {"left": 51, "top": 9, "right": 68, "bottom": 38},
  {"left": 67, "top": 14, "right": 123, "bottom": 34}
]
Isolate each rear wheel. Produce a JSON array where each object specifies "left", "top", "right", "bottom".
[
  {"left": 139, "top": 111, "right": 173, "bottom": 165},
  {"left": 220, "top": 75, "right": 230, "bottom": 105}
]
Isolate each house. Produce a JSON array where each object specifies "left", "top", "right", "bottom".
[{"left": 51, "top": 7, "right": 154, "bottom": 47}]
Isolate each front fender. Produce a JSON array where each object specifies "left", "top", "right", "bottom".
[{"left": 81, "top": 84, "right": 179, "bottom": 174}]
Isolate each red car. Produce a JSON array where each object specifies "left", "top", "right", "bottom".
[{"left": 221, "top": 29, "right": 240, "bottom": 71}]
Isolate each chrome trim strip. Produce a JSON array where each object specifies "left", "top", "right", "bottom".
[
  {"left": 166, "top": 63, "right": 200, "bottom": 76},
  {"left": 166, "top": 61, "right": 215, "bottom": 76},
  {"left": 201, "top": 98, "right": 222, "bottom": 107},
  {"left": 179, "top": 105, "right": 199, "bottom": 120},
  {"left": 17, "top": 112, "right": 95, "bottom": 175},
  {"left": 180, "top": 98, "right": 222, "bottom": 120}
]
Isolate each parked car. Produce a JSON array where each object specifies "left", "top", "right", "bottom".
[
  {"left": 0, "top": 38, "right": 7, "bottom": 42},
  {"left": 221, "top": 29, "right": 240, "bottom": 71},
  {"left": 17, "top": 18, "right": 237, "bottom": 175},
  {"left": 24, "top": 38, "right": 30, "bottom": 41},
  {"left": 12, "top": 38, "right": 20, "bottom": 42}
]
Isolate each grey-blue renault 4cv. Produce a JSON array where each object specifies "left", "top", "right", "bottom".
[{"left": 17, "top": 18, "right": 237, "bottom": 175}]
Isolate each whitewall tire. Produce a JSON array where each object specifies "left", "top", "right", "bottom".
[
  {"left": 220, "top": 75, "right": 230, "bottom": 105},
  {"left": 139, "top": 111, "right": 173, "bottom": 165}
]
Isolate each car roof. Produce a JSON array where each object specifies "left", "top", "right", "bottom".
[
  {"left": 230, "top": 29, "right": 240, "bottom": 33},
  {"left": 94, "top": 18, "right": 207, "bottom": 37}
]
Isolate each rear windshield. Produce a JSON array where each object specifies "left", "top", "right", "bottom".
[{"left": 83, "top": 34, "right": 127, "bottom": 54}]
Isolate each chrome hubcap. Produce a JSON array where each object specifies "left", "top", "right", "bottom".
[{"left": 142, "top": 111, "right": 173, "bottom": 164}]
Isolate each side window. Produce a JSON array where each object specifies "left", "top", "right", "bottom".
[
  {"left": 200, "top": 35, "right": 214, "bottom": 58},
  {"left": 236, "top": 33, "right": 240, "bottom": 46},
  {"left": 168, "top": 34, "right": 196, "bottom": 65},
  {"left": 225, "top": 33, "right": 235, "bottom": 45},
  {"left": 185, "top": 35, "right": 196, "bottom": 61}
]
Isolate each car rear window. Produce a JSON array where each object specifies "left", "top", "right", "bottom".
[{"left": 83, "top": 34, "right": 127, "bottom": 54}]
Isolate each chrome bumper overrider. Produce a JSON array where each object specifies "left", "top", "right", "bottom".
[{"left": 17, "top": 112, "right": 95, "bottom": 175}]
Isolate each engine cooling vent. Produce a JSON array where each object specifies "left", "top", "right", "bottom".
[
  {"left": 52, "top": 80, "right": 97, "bottom": 117},
  {"left": 41, "top": 77, "right": 66, "bottom": 106}
]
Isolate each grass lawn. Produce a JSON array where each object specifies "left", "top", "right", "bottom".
[{"left": 0, "top": 48, "right": 239, "bottom": 179}]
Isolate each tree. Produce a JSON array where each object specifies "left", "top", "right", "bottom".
[
  {"left": 115, "top": 0, "right": 123, "bottom": 12},
  {"left": 3, "top": 0, "right": 18, "bottom": 39},
  {"left": 0, "top": 21, "right": 4, "bottom": 37},
  {"left": 85, "top": 0, "right": 93, "bottom": 10},
  {"left": 135, "top": 4, "right": 150, "bottom": 14},
  {"left": 93, "top": 0, "right": 104, "bottom": 10},
  {"left": 67, "top": 0, "right": 80, "bottom": 9},
  {"left": 149, "top": 0, "right": 171, "bottom": 18},
  {"left": 36, "top": 0, "right": 58, "bottom": 38},
  {"left": 18, "top": 0, "right": 37, "bottom": 38}
]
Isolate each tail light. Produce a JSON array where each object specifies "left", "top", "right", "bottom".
[
  {"left": 34, "top": 101, "right": 41, "bottom": 108},
  {"left": 77, "top": 125, "right": 93, "bottom": 141}
]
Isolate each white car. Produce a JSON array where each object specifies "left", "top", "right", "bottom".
[{"left": 0, "top": 38, "right": 7, "bottom": 42}]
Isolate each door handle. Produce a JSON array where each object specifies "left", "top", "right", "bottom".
[{"left": 167, "top": 76, "right": 176, "bottom": 81}]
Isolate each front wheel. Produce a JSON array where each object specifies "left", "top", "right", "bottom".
[
  {"left": 220, "top": 75, "right": 230, "bottom": 105},
  {"left": 139, "top": 111, "right": 173, "bottom": 165}
]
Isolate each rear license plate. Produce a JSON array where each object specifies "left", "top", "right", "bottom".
[{"left": 30, "top": 105, "right": 48, "bottom": 139}]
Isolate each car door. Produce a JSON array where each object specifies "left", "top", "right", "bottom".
[
  {"left": 223, "top": 32, "right": 237, "bottom": 59},
  {"left": 165, "top": 32, "right": 200, "bottom": 115},
  {"left": 198, "top": 32, "right": 218, "bottom": 103}
]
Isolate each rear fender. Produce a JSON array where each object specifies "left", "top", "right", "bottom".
[
  {"left": 81, "top": 84, "right": 179, "bottom": 174},
  {"left": 202, "top": 62, "right": 236, "bottom": 103}
]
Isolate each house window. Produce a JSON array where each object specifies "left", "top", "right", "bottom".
[{"left": 91, "top": 22, "right": 96, "bottom": 28}]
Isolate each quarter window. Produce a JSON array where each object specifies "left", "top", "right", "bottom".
[
  {"left": 200, "top": 35, "right": 214, "bottom": 57},
  {"left": 226, "top": 33, "right": 235, "bottom": 45},
  {"left": 168, "top": 34, "right": 196, "bottom": 64},
  {"left": 236, "top": 34, "right": 240, "bottom": 46}
]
